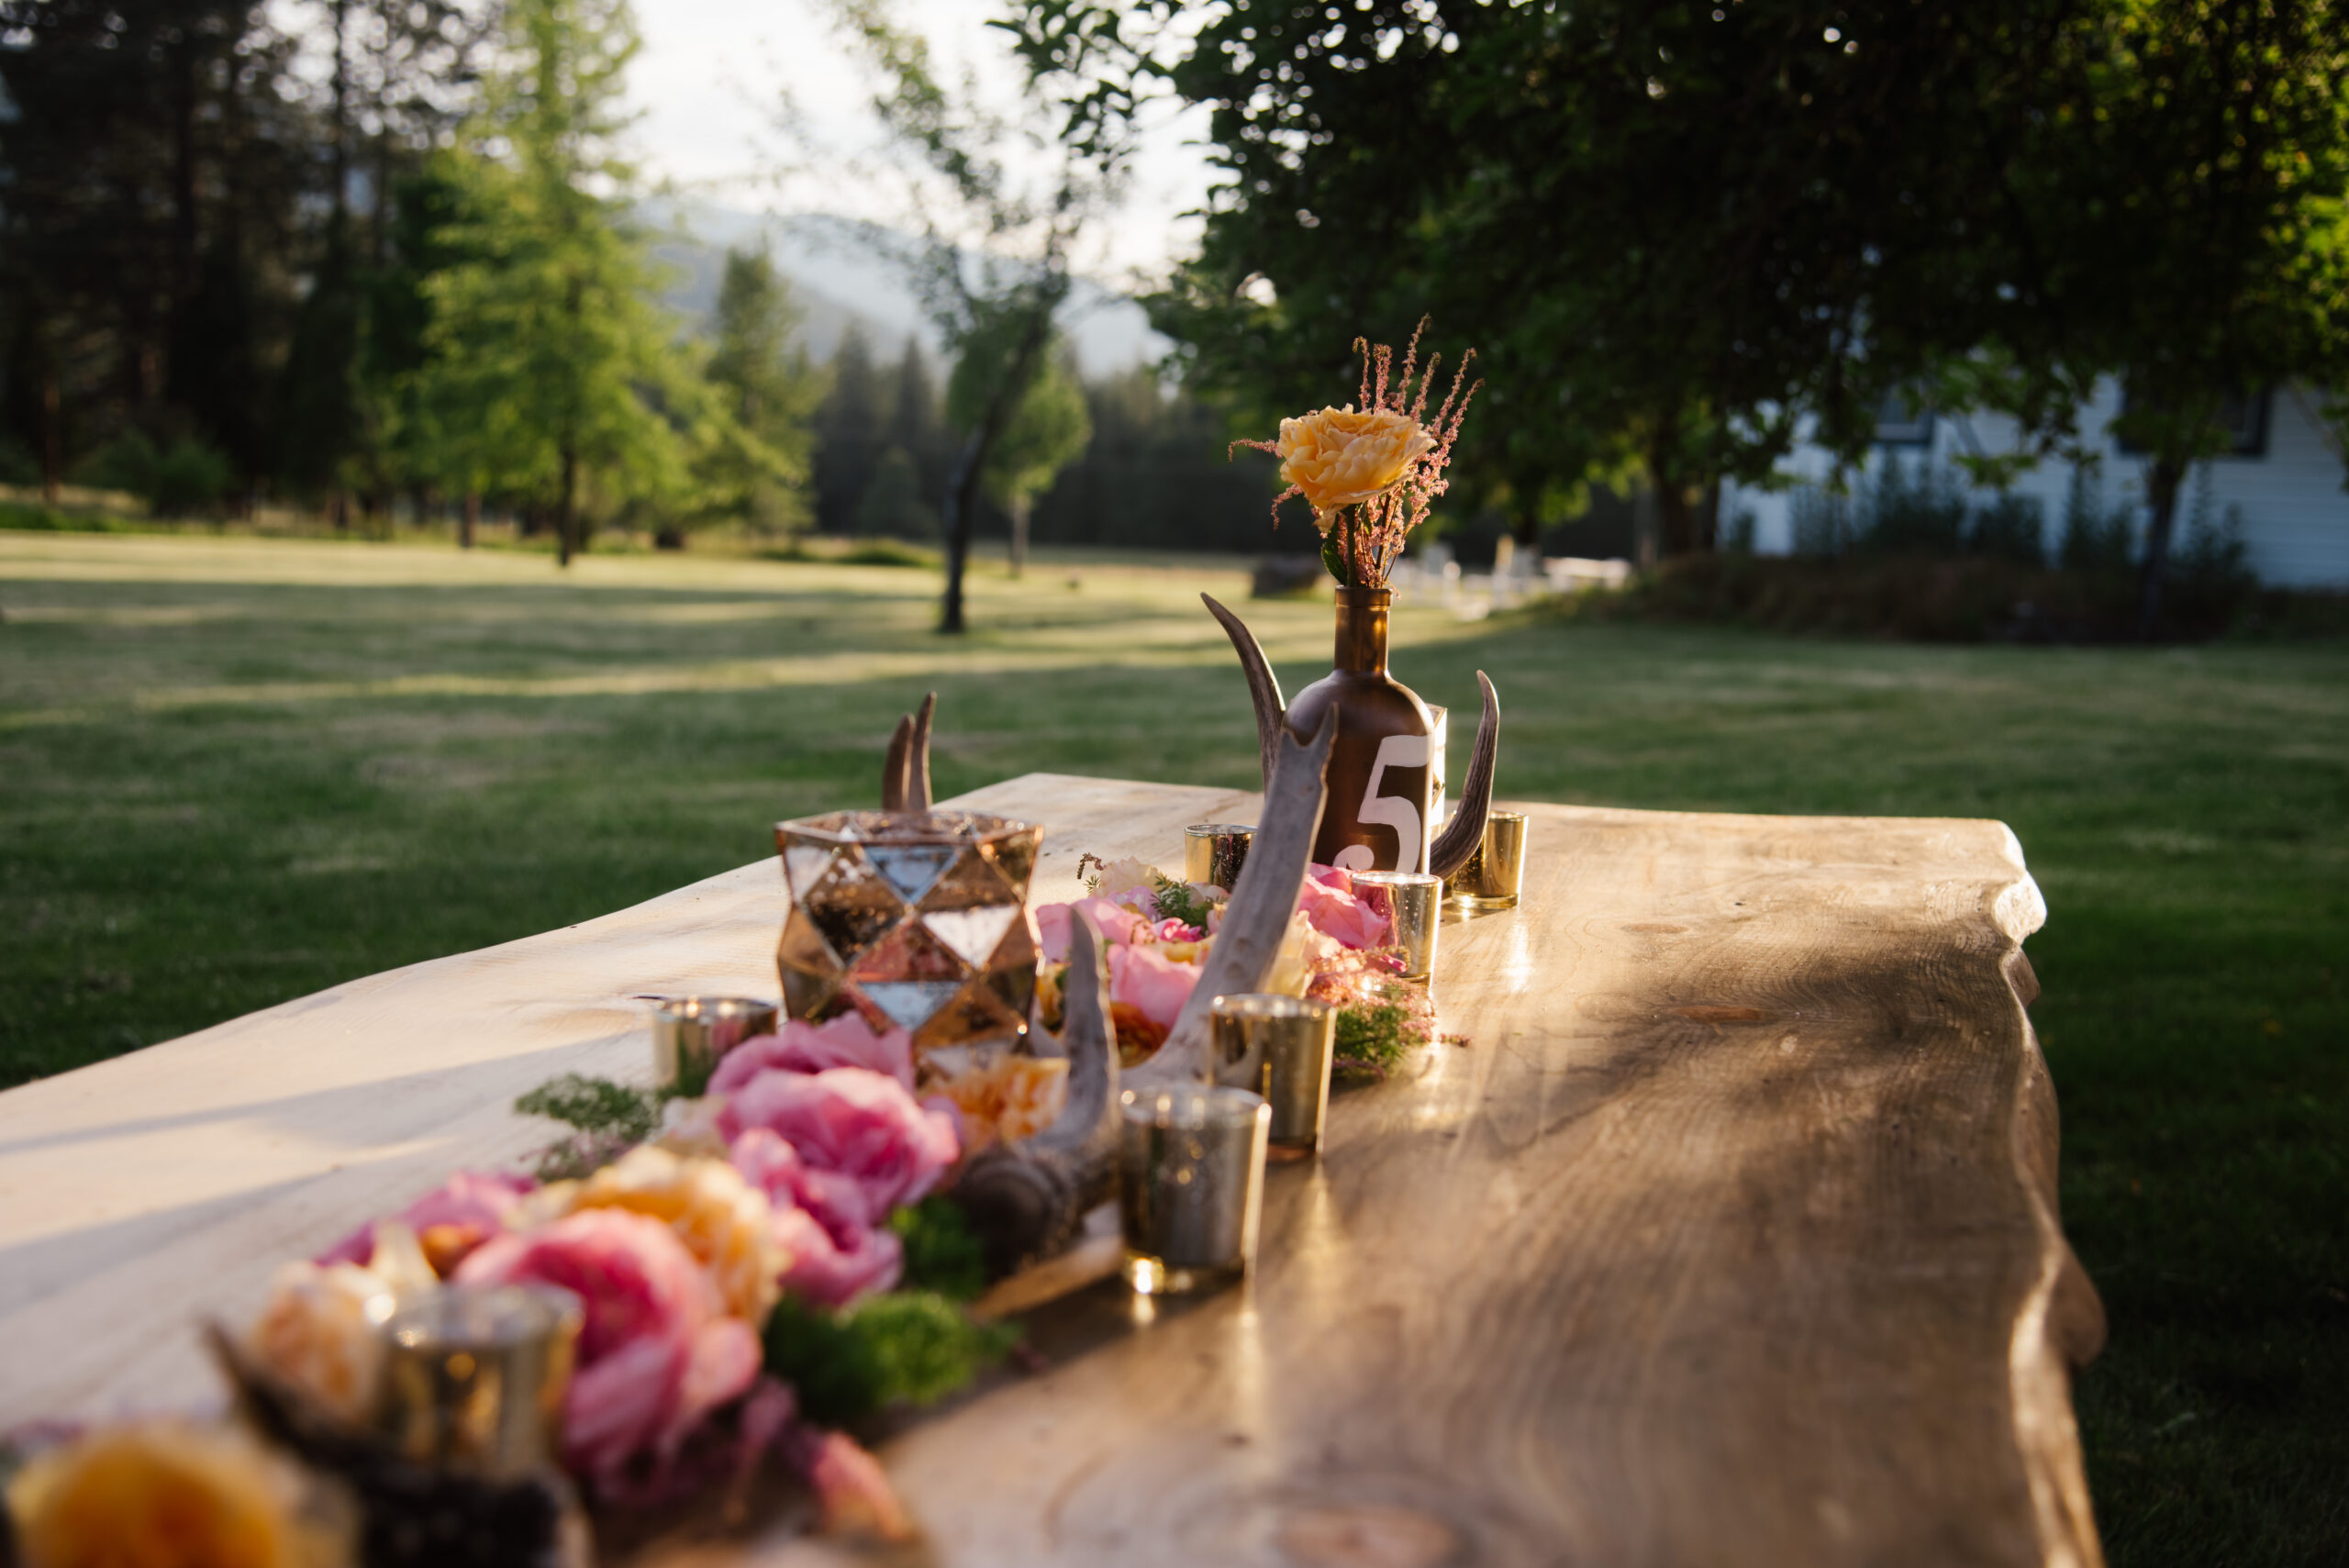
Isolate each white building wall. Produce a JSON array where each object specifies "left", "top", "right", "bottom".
[{"left": 1726, "top": 380, "right": 2349, "bottom": 587}]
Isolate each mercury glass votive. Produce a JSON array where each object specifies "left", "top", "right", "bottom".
[
  {"left": 1209, "top": 994, "right": 1336, "bottom": 1161},
  {"left": 1351, "top": 869, "right": 1443, "bottom": 982},
  {"left": 1444, "top": 810, "right": 1528, "bottom": 910},
  {"left": 649, "top": 995, "right": 778, "bottom": 1092},
  {"left": 775, "top": 808, "right": 1043, "bottom": 1069},
  {"left": 376, "top": 1285, "right": 581, "bottom": 1479},
  {"left": 1118, "top": 1085, "right": 1270, "bottom": 1296},
  {"left": 1182, "top": 823, "right": 1256, "bottom": 891}
]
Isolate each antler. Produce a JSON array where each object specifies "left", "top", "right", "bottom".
[
  {"left": 1427, "top": 670, "right": 1499, "bottom": 880},
  {"left": 1130, "top": 705, "right": 1338, "bottom": 1088},
  {"left": 880, "top": 691, "right": 938, "bottom": 812},
  {"left": 1202, "top": 593, "right": 1286, "bottom": 789},
  {"left": 948, "top": 910, "right": 1122, "bottom": 1278}
]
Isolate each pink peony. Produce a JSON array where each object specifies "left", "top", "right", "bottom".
[
  {"left": 454, "top": 1208, "right": 762, "bottom": 1492},
  {"left": 1034, "top": 895, "right": 1148, "bottom": 962},
  {"left": 710, "top": 1014, "right": 915, "bottom": 1095},
  {"left": 1108, "top": 942, "right": 1203, "bottom": 1035},
  {"left": 717, "top": 1067, "right": 959, "bottom": 1219},
  {"left": 730, "top": 1129, "right": 903, "bottom": 1307},
  {"left": 1297, "top": 865, "right": 1391, "bottom": 950},
  {"left": 317, "top": 1169, "right": 536, "bottom": 1275}
]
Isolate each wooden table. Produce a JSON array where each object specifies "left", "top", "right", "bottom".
[{"left": 0, "top": 775, "right": 2105, "bottom": 1567}]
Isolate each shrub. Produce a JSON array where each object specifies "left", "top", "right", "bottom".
[{"left": 75, "top": 430, "right": 234, "bottom": 517}]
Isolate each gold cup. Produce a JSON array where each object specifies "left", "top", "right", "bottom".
[
  {"left": 1208, "top": 993, "right": 1336, "bottom": 1161},
  {"left": 376, "top": 1285, "right": 582, "bottom": 1480},
  {"left": 649, "top": 995, "right": 778, "bottom": 1093},
  {"left": 1118, "top": 1085, "right": 1270, "bottom": 1295},
  {"left": 1183, "top": 823, "right": 1256, "bottom": 891},
  {"left": 1444, "top": 810, "right": 1528, "bottom": 910},
  {"left": 1350, "top": 869, "right": 1443, "bottom": 982}
]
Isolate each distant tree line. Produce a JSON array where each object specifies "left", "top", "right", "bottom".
[{"left": 0, "top": 0, "right": 811, "bottom": 558}]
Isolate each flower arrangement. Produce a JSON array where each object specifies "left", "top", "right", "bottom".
[
  {"left": 1033, "top": 854, "right": 1441, "bottom": 1077},
  {"left": 1234, "top": 319, "right": 1481, "bottom": 590}
]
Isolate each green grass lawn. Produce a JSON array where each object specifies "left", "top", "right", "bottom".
[{"left": 3, "top": 533, "right": 2343, "bottom": 1564}]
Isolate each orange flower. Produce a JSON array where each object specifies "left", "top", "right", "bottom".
[
  {"left": 6, "top": 1422, "right": 353, "bottom": 1568},
  {"left": 933, "top": 1055, "right": 1071, "bottom": 1152},
  {"left": 1275, "top": 407, "right": 1434, "bottom": 520}
]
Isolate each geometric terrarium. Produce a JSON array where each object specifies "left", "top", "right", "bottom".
[{"left": 775, "top": 808, "right": 1044, "bottom": 1068}]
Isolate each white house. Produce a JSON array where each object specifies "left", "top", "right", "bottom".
[{"left": 1723, "top": 380, "right": 2349, "bottom": 588}]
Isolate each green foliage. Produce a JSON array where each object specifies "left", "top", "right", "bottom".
[
  {"left": 78, "top": 431, "right": 234, "bottom": 518},
  {"left": 1332, "top": 1001, "right": 1413, "bottom": 1079},
  {"left": 761, "top": 1290, "right": 1014, "bottom": 1429},
  {"left": 697, "top": 248, "right": 818, "bottom": 537},
  {"left": 1147, "top": 873, "right": 1219, "bottom": 933},
  {"left": 889, "top": 1197, "right": 989, "bottom": 1303},
  {"left": 514, "top": 1073, "right": 662, "bottom": 1146}
]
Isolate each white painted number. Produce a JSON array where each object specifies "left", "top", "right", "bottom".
[{"left": 1334, "top": 733, "right": 1431, "bottom": 873}]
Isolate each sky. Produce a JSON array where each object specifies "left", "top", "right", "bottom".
[{"left": 626, "top": 0, "right": 1219, "bottom": 288}]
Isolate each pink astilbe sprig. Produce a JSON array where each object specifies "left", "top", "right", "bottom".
[{"left": 1230, "top": 317, "right": 1482, "bottom": 589}]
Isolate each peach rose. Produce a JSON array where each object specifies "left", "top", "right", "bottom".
[{"left": 1275, "top": 407, "right": 1434, "bottom": 518}]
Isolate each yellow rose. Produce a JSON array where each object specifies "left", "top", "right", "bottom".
[
  {"left": 556, "top": 1147, "right": 785, "bottom": 1327},
  {"left": 7, "top": 1422, "right": 354, "bottom": 1568},
  {"left": 1275, "top": 407, "right": 1435, "bottom": 520}
]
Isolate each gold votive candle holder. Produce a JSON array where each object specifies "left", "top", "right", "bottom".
[
  {"left": 1444, "top": 809, "right": 1528, "bottom": 910},
  {"left": 1183, "top": 822, "right": 1256, "bottom": 890},
  {"left": 1118, "top": 1085, "right": 1269, "bottom": 1296},
  {"left": 377, "top": 1285, "right": 581, "bottom": 1480},
  {"left": 650, "top": 995, "right": 778, "bottom": 1093},
  {"left": 1209, "top": 994, "right": 1336, "bottom": 1161},
  {"left": 1351, "top": 869, "right": 1443, "bottom": 981}
]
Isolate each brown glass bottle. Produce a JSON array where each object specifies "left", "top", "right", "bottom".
[{"left": 1282, "top": 586, "right": 1437, "bottom": 873}]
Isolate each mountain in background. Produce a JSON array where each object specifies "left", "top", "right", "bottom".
[{"left": 643, "top": 197, "right": 1169, "bottom": 377}]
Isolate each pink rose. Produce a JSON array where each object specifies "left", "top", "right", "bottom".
[
  {"left": 1108, "top": 942, "right": 1202, "bottom": 1035},
  {"left": 1150, "top": 917, "right": 1205, "bottom": 943},
  {"left": 1297, "top": 867, "right": 1391, "bottom": 950},
  {"left": 730, "top": 1129, "right": 903, "bottom": 1307},
  {"left": 710, "top": 1014, "right": 915, "bottom": 1095},
  {"left": 317, "top": 1169, "right": 536, "bottom": 1274},
  {"left": 718, "top": 1067, "right": 959, "bottom": 1218},
  {"left": 1034, "top": 895, "right": 1148, "bottom": 962},
  {"left": 454, "top": 1208, "right": 761, "bottom": 1491}
]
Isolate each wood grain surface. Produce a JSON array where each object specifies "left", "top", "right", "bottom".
[{"left": 0, "top": 776, "right": 2103, "bottom": 1568}]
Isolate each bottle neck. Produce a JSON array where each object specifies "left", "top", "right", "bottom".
[{"left": 1332, "top": 587, "right": 1392, "bottom": 674}]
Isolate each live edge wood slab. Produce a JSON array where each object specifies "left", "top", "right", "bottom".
[{"left": 0, "top": 775, "right": 2105, "bottom": 1568}]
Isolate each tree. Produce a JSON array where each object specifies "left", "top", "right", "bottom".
[
  {"left": 1983, "top": 0, "right": 2349, "bottom": 633},
  {"left": 698, "top": 247, "right": 818, "bottom": 539},
  {"left": 1013, "top": 0, "right": 2093, "bottom": 558},
  {"left": 824, "top": 0, "right": 1125, "bottom": 631},
  {"left": 0, "top": 0, "right": 308, "bottom": 499},
  {"left": 813, "top": 324, "right": 887, "bottom": 535},
  {"left": 417, "top": 0, "right": 698, "bottom": 566},
  {"left": 948, "top": 327, "right": 1090, "bottom": 575}
]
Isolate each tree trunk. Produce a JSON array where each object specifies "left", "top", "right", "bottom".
[
  {"left": 1009, "top": 495, "right": 1031, "bottom": 578},
  {"left": 332, "top": 489, "right": 349, "bottom": 532},
  {"left": 557, "top": 444, "right": 578, "bottom": 568},
  {"left": 461, "top": 491, "right": 479, "bottom": 550},
  {"left": 1632, "top": 483, "right": 1659, "bottom": 572},
  {"left": 1512, "top": 506, "right": 1542, "bottom": 551},
  {"left": 939, "top": 300, "right": 1058, "bottom": 634},
  {"left": 39, "top": 367, "right": 61, "bottom": 506},
  {"left": 2136, "top": 458, "right": 2185, "bottom": 639},
  {"left": 941, "top": 433, "right": 981, "bottom": 633},
  {"left": 1657, "top": 478, "right": 1696, "bottom": 557},
  {"left": 1698, "top": 481, "right": 1721, "bottom": 554}
]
